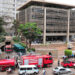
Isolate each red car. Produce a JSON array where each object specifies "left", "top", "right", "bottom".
[{"left": 61, "top": 61, "right": 74, "bottom": 67}]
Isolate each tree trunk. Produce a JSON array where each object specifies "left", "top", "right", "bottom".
[{"left": 29, "top": 40, "right": 32, "bottom": 48}]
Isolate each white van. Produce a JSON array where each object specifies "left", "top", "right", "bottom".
[{"left": 18, "top": 65, "right": 39, "bottom": 75}]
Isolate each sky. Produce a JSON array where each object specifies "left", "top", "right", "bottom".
[{"left": 45, "top": 0, "right": 75, "bottom": 6}]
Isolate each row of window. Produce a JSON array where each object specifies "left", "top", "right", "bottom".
[{"left": 32, "top": 7, "right": 67, "bottom": 15}]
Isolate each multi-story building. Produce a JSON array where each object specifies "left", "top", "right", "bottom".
[
  {"left": 17, "top": 0, "right": 75, "bottom": 44},
  {"left": 16, "top": 0, "right": 27, "bottom": 8},
  {"left": 0, "top": 0, "right": 16, "bottom": 34},
  {"left": 0, "top": 0, "right": 27, "bottom": 35}
]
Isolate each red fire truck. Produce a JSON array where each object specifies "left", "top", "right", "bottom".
[
  {"left": 21, "top": 54, "right": 53, "bottom": 68},
  {"left": 0, "top": 59, "right": 16, "bottom": 71}
]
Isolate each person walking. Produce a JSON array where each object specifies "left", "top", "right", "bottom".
[{"left": 43, "top": 69, "right": 46, "bottom": 75}]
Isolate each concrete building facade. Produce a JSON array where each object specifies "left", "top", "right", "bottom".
[{"left": 17, "top": 0, "right": 75, "bottom": 44}]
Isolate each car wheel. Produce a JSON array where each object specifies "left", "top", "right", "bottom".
[
  {"left": 57, "top": 72, "right": 60, "bottom": 75},
  {"left": 34, "top": 72, "right": 37, "bottom": 75},
  {"left": 68, "top": 71, "right": 71, "bottom": 73}
]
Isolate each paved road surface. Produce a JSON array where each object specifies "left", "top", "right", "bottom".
[{"left": 0, "top": 59, "right": 75, "bottom": 75}]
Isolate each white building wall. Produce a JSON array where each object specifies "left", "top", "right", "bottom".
[{"left": 0, "top": 0, "right": 27, "bottom": 35}]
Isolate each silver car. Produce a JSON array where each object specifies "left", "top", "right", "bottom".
[{"left": 53, "top": 66, "right": 71, "bottom": 75}]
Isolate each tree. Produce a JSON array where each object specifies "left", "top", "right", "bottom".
[
  {"left": 13, "top": 19, "right": 19, "bottom": 35},
  {"left": 19, "top": 22, "right": 41, "bottom": 48},
  {"left": 0, "top": 17, "right": 6, "bottom": 33}
]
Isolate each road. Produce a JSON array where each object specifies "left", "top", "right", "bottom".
[{"left": 0, "top": 59, "right": 75, "bottom": 75}]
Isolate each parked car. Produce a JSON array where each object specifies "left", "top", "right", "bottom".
[
  {"left": 71, "top": 61, "right": 75, "bottom": 68},
  {"left": 18, "top": 65, "right": 39, "bottom": 75},
  {"left": 61, "top": 61, "right": 74, "bottom": 67},
  {"left": 53, "top": 66, "right": 71, "bottom": 75}
]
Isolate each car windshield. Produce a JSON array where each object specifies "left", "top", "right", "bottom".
[
  {"left": 49, "top": 58, "right": 52, "bottom": 60},
  {"left": 60, "top": 69, "right": 65, "bottom": 71},
  {"left": 55, "top": 67, "right": 58, "bottom": 69},
  {"left": 34, "top": 67, "right": 38, "bottom": 69}
]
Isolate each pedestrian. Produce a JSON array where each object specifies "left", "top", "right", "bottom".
[
  {"left": 43, "top": 68, "right": 46, "bottom": 75},
  {"left": 58, "top": 60, "right": 60, "bottom": 66}
]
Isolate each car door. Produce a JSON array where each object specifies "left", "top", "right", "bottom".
[
  {"left": 26, "top": 68, "right": 33, "bottom": 74},
  {"left": 59, "top": 68, "right": 66, "bottom": 74}
]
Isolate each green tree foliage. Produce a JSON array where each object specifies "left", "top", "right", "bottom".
[
  {"left": 19, "top": 42, "right": 27, "bottom": 48},
  {"left": 18, "top": 22, "right": 41, "bottom": 48},
  {"left": 0, "top": 17, "right": 6, "bottom": 33},
  {"left": 0, "top": 36, "right": 5, "bottom": 43},
  {"left": 64, "top": 49, "right": 72, "bottom": 56},
  {"left": 13, "top": 20, "right": 19, "bottom": 35},
  {"left": 13, "top": 36, "right": 20, "bottom": 43}
]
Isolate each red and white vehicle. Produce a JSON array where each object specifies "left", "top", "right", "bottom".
[
  {"left": 0, "top": 58, "right": 16, "bottom": 71},
  {"left": 5, "top": 45, "right": 13, "bottom": 52},
  {"left": 5, "top": 41, "right": 13, "bottom": 53},
  {"left": 21, "top": 54, "right": 53, "bottom": 68}
]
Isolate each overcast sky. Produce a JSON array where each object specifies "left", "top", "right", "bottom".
[{"left": 46, "top": 0, "right": 75, "bottom": 6}]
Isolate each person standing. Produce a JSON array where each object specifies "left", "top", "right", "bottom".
[{"left": 58, "top": 60, "right": 60, "bottom": 66}]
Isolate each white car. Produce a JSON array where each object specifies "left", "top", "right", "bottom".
[
  {"left": 18, "top": 65, "right": 39, "bottom": 75},
  {"left": 53, "top": 66, "right": 71, "bottom": 75}
]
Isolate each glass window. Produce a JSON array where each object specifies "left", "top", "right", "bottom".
[
  {"left": 46, "top": 58, "right": 48, "bottom": 60},
  {"left": 49, "top": 58, "right": 52, "bottom": 60},
  {"left": 55, "top": 67, "right": 58, "bottom": 69},
  {"left": 34, "top": 67, "right": 38, "bottom": 69},
  {"left": 27, "top": 68, "right": 32, "bottom": 70},
  {"left": 20, "top": 68, "right": 26, "bottom": 70},
  {"left": 60, "top": 69, "right": 65, "bottom": 71}
]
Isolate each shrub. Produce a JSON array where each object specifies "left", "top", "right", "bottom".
[
  {"left": 0, "top": 36, "right": 5, "bottom": 43},
  {"left": 27, "top": 48, "right": 35, "bottom": 52},
  {"left": 19, "top": 42, "right": 27, "bottom": 48},
  {"left": 13, "top": 36, "right": 20, "bottom": 43},
  {"left": 31, "top": 48, "right": 35, "bottom": 52},
  {"left": 64, "top": 49, "right": 72, "bottom": 56}
]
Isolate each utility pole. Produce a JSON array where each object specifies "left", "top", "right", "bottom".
[
  {"left": 67, "top": 10, "right": 70, "bottom": 44},
  {"left": 43, "top": 0, "right": 46, "bottom": 45}
]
